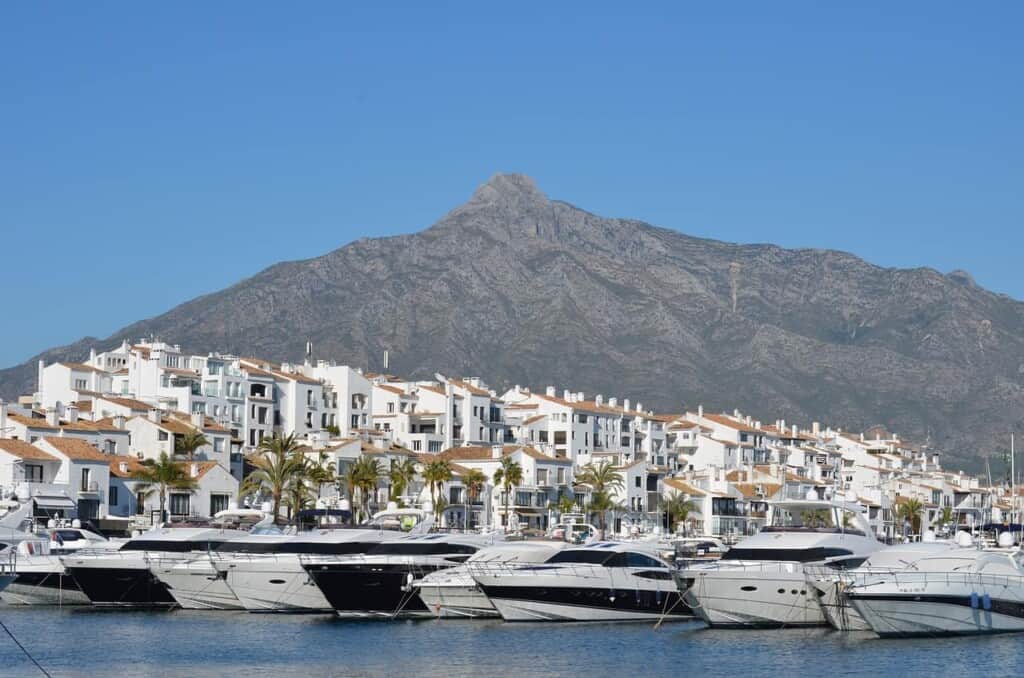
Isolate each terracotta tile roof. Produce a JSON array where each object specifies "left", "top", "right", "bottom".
[
  {"left": 95, "top": 395, "right": 154, "bottom": 411},
  {"left": 701, "top": 414, "right": 763, "bottom": 434},
  {"left": 59, "top": 362, "right": 105, "bottom": 373},
  {"left": 415, "top": 384, "right": 448, "bottom": 397},
  {"left": 439, "top": 445, "right": 571, "bottom": 465},
  {"left": 663, "top": 478, "right": 713, "bottom": 496},
  {"left": 376, "top": 384, "right": 406, "bottom": 396},
  {"left": 271, "top": 369, "right": 320, "bottom": 385},
  {"left": 521, "top": 414, "right": 547, "bottom": 426},
  {"left": 41, "top": 437, "right": 109, "bottom": 462},
  {"left": 73, "top": 401, "right": 93, "bottom": 413},
  {"left": 449, "top": 379, "right": 490, "bottom": 397},
  {"left": 7, "top": 413, "right": 121, "bottom": 433},
  {"left": 164, "top": 411, "right": 229, "bottom": 433},
  {"left": 0, "top": 439, "right": 60, "bottom": 462},
  {"left": 108, "top": 455, "right": 148, "bottom": 478},
  {"left": 733, "top": 482, "right": 782, "bottom": 500},
  {"left": 504, "top": 403, "right": 538, "bottom": 410}
]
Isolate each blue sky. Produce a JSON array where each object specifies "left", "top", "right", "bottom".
[{"left": 2, "top": 2, "right": 1021, "bottom": 368}]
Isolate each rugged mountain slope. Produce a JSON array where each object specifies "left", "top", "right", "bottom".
[{"left": 2, "top": 174, "right": 1022, "bottom": 469}]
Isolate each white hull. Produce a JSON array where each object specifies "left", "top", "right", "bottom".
[
  {"left": 490, "top": 596, "right": 676, "bottom": 622},
  {"left": 804, "top": 576, "right": 870, "bottom": 631},
  {"left": 850, "top": 596, "right": 1024, "bottom": 637},
  {"left": 219, "top": 556, "right": 331, "bottom": 612},
  {"left": 682, "top": 567, "right": 826, "bottom": 628},
  {"left": 2, "top": 581, "right": 91, "bottom": 606},
  {"left": 415, "top": 583, "right": 497, "bottom": 618},
  {"left": 151, "top": 559, "right": 243, "bottom": 610}
]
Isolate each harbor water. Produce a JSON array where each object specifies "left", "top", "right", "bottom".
[{"left": 2, "top": 609, "right": 1023, "bottom": 677}]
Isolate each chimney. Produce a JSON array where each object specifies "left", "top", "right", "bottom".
[
  {"left": 148, "top": 408, "right": 161, "bottom": 424},
  {"left": 190, "top": 462, "right": 199, "bottom": 478},
  {"left": 780, "top": 419, "right": 786, "bottom": 433},
  {"left": 492, "top": 445, "right": 503, "bottom": 459},
  {"left": 38, "top": 359, "right": 45, "bottom": 393},
  {"left": 383, "top": 350, "right": 389, "bottom": 371},
  {"left": 636, "top": 402, "right": 642, "bottom": 412},
  {"left": 577, "top": 392, "right": 584, "bottom": 402},
  {"left": 119, "top": 462, "right": 129, "bottom": 474},
  {"left": 45, "top": 407, "right": 59, "bottom": 427},
  {"left": 0, "top": 400, "right": 7, "bottom": 438},
  {"left": 792, "top": 424, "right": 798, "bottom": 437},
  {"left": 860, "top": 432, "right": 865, "bottom": 442},
  {"left": 546, "top": 386, "right": 556, "bottom": 397},
  {"left": 562, "top": 389, "right": 571, "bottom": 401},
  {"left": 812, "top": 421, "right": 820, "bottom": 436},
  {"left": 191, "top": 412, "right": 205, "bottom": 429},
  {"left": 89, "top": 348, "right": 97, "bottom": 365},
  {"left": 623, "top": 399, "right": 630, "bottom": 412},
  {"left": 608, "top": 397, "right": 618, "bottom": 408},
  {"left": 698, "top": 404, "right": 703, "bottom": 418},
  {"left": 595, "top": 395, "right": 603, "bottom": 406},
  {"left": 66, "top": 404, "right": 79, "bottom": 423},
  {"left": 754, "top": 420, "right": 761, "bottom": 429},
  {"left": 733, "top": 409, "right": 740, "bottom": 418},
  {"left": 113, "top": 414, "right": 126, "bottom": 430}
]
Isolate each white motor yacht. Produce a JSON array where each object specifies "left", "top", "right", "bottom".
[
  {"left": 414, "top": 541, "right": 567, "bottom": 618},
  {"left": 303, "top": 532, "right": 498, "bottom": 618},
  {"left": 471, "top": 541, "right": 690, "bottom": 622},
  {"left": 63, "top": 527, "right": 252, "bottom": 607},
  {"left": 846, "top": 537, "right": 1024, "bottom": 637},
  {"left": 2, "top": 528, "right": 122, "bottom": 606},
  {"left": 676, "top": 497, "right": 882, "bottom": 628},
  {"left": 205, "top": 508, "right": 432, "bottom": 613},
  {"left": 804, "top": 539, "right": 957, "bottom": 630}
]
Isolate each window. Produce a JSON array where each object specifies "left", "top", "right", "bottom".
[
  {"left": 554, "top": 431, "right": 566, "bottom": 445},
  {"left": 80, "top": 468, "right": 92, "bottom": 492},
  {"left": 412, "top": 440, "right": 422, "bottom": 451},
  {"left": 170, "top": 493, "right": 191, "bottom": 517},
  {"left": 24, "top": 464, "right": 43, "bottom": 482},
  {"left": 158, "top": 430, "right": 169, "bottom": 442},
  {"left": 213, "top": 438, "right": 224, "bottom": 453},
  {"left": 635, "top": 476, "right": 642, "bottom": 488},
  {"left": 135, "top": 491, "right": 147, "bottom": 515},
  {"left": 387, "top": 402, "right": 395, "bottom": 413},
  {"left": 210, "top": 493, "right": 230, "bottom": 515},
  {"left": 351, "top": 414, "right": 359, "bottom": 429},
  {"left": 110, "top": 486, "right": 119, "bottom": 506},
  {"left": 428, "top": 441, "right": 442, "bottom": 453}
]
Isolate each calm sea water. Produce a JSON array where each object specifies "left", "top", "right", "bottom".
[{"left": 1, "top": 609, "right": 1023, "bottom": 677}]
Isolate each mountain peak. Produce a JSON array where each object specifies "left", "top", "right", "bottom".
[{"left": 469, "top": 173, "right": 547, "bottom": 205}]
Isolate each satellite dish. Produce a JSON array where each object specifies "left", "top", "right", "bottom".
[
  {"left": 997, "top": 532, "right": 1015, "bottom": 548},
  {"left": 955, "top": 531, "right": 974, "bottom": 547}
]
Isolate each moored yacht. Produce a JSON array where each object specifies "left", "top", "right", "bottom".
[
  {"left": 676, "top": 497, "right": 882, "bottom": 628},
  {"left": 846, "top": 538, "right": 1024, "bottom": 637},
  {"left": 414, "top": 541, "right": 567, "bottom": 618},
  {"left": 471, "top": 541, "right": 690, "bottom": 622},
  {"left": 303, "top": 532, "right": 497, "bottom": 618},
  {"left": 63, "top": 527, "right": 251, "bottom": 607},
  {"left": 208, "top": 508, "right": 432, "bottom": 613},
  {"left": 804, "top": 539, "right": 957, "bottom": 631},
  {"left": 2, "top": 528, "right": 121, "bottom": 606}
]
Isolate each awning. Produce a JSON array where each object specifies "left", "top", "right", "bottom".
[{"left": 33, "top": 496, "right": 77, "bottom": 510}]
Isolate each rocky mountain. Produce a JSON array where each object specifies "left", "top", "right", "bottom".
[{"left": 2, "top": 174, "right": 1022, "bottom": 470}]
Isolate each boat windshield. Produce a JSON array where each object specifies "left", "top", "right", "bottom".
[
  {"left": 765, "top": 505, "right": 863, "bottom": 535},
  {"left": 545, "top": 550, "right": 614, "bottom": 565}
]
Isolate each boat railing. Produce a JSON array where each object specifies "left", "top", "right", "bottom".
[
  {"left": 806, "top": 566, "right": 1024, "bottom": 591},
  {"left": 677, "top": 559, "right": 810, "bottom": 575}
]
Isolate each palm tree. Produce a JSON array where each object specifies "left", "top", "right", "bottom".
[
  {"left": 898, "top": 497, "right": 925, "bottom": 536},
  {"left": 348, "top": 456, "right": 384, "bottom": 522},
  {"left": 575, "top": 462, "right": 624, "bottom": 531},
  {"left": 492, "top": 455, "right": 523, "bottom": 531},
  {"left": 940, "top": 505, "right": 954, "bottom": 529},
  {"left": 575, "top": 461, "right": 625, "bottom": 496},
  {"left": 587, "top": 491, "right": 620, "bottom": 532},
  {"left": 136, "top": 453, "right": 199, "bottom": 523},
  {"left": 307, "top": 452, "right": 337, "bottom": 500},
  {"left": 664, "top": 491, "right": 698, "bottom": 534},
  {"left": 463, "top": 468, "right": 487, "bottom": 530},
  {"left": 388, "top": 458, "right": 418, "bottom": 505},
  {"left": 555, "top": 493, "right": 577, "bottom": 517},
  {"left": 175, "top": 430, "right": 209, "bottom": 461},
  {"left": 239, "top": 432, "right": 306, "bottom": 523},
  {"left": 422, "top": 459, "right": 453, "bottom": 522},
  {"left": 284, "top": 474, "right": 314, "bottom": 525}
]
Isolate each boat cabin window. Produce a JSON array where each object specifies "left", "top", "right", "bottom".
[
  {"left": 366, "top": 542, "right": 478, "bottom": 556},
  {"left": 216, "top": 541, "right": 377, "bottom": 555},
  {"left": 121, "top": 539, "right": 228, "bottom": 552},
  {"left": 604, "top": 552, "right": 665, "bottom": 568},
  {"left": 765, "top": 506, "right": 864, "bottom": 536},
  {"left": 545, "top": 549, "right": 614, "bottom": 565},
  {"left": 721, "top": 547, "right": 854, "bottom": 563}
]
